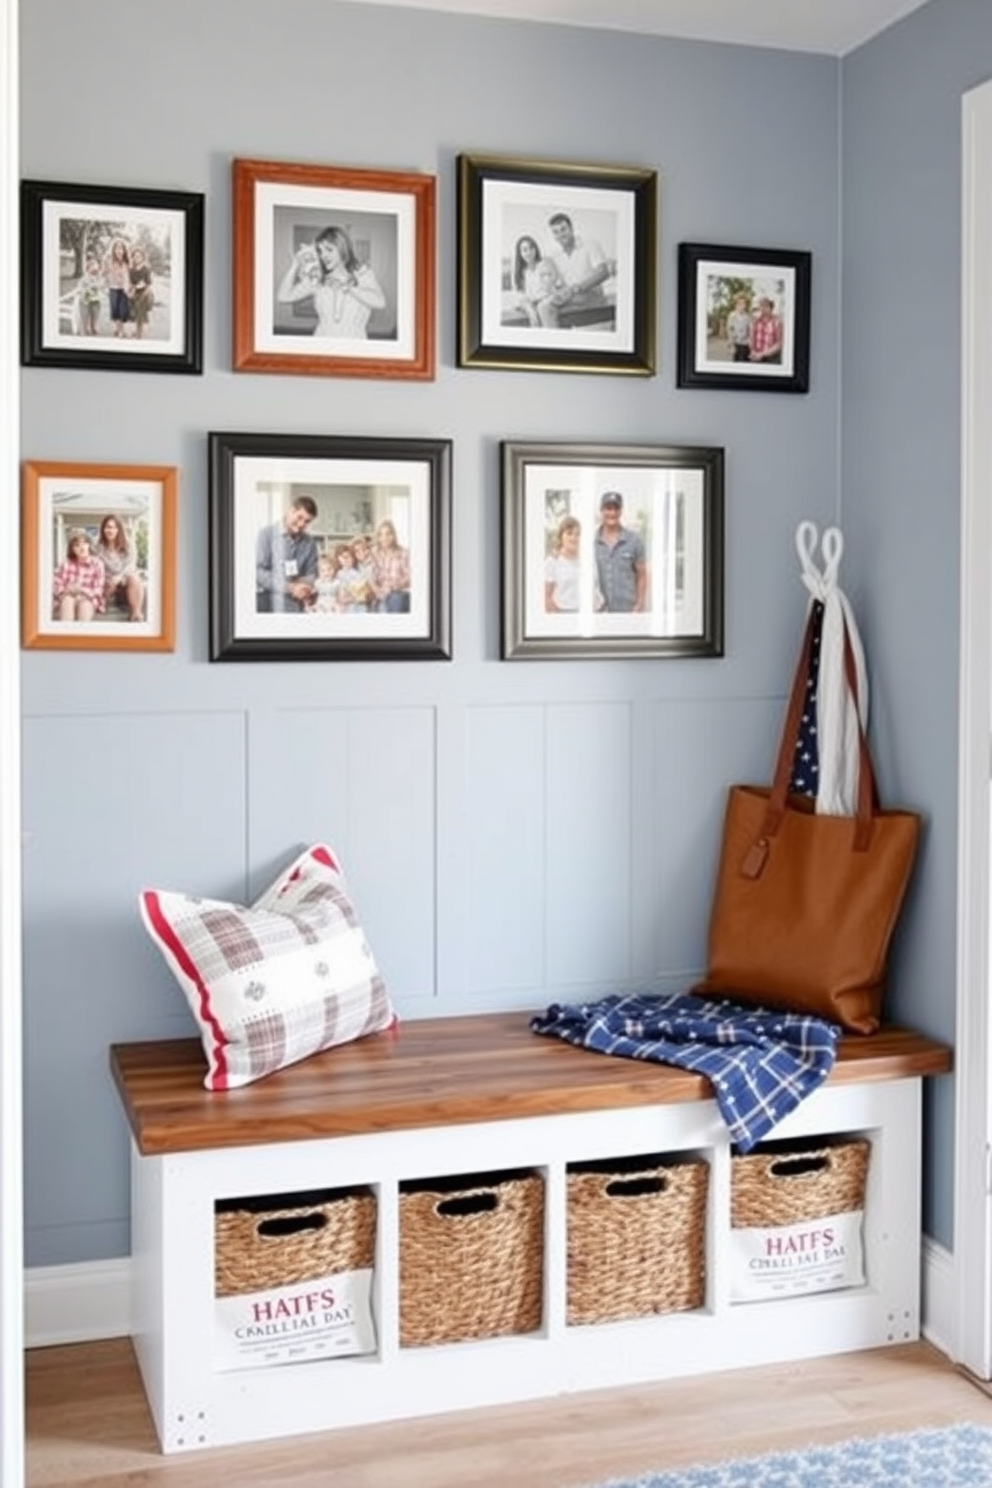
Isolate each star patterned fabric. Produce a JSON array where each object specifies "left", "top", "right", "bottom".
[{"left": 789, "top": 597, "right": 824, "bottom": 797}]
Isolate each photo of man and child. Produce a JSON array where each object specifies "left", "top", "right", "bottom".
[
  {"left": 502, "top": 444, "right": 719, "bottom": 661},
  {"left": 542, "top": 491, "right": 652, "bottom": 617},
  {"left": 531, "top": 476, "right": 696, "bottom": 638}
]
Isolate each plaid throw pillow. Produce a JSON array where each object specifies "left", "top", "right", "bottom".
[{"left": 139, "top": 844, "right": 396, "bottom": 1090}]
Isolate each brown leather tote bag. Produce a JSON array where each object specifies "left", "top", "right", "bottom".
[{"left": 693, "top": 610, "right": 920, "bottom": 1033}]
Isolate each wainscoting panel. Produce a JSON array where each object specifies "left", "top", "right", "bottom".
[
  {"left": 464, "top": 703, "right": 546, "bottom": 995},
  {"left": 463, "top": 700, "right": 635, "bottom": 998},
  {"left": 247, "top": 704, "right": 438, "bottom": 1004},
  {"left": 544, "top": 701, "right": 634, "bottom": 987},
  {"left": 21, "top": 709, "right": 249, "bottom": 1267},
  {"left": 648, "top": 695, "right": 783, "bottom": 977}
]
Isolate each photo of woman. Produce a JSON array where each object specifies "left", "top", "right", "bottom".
[
  {"left": 269, "top": 209, "right": 397, "bottom": 343},
  {"left": 276, "top": 224, "right": 387, "bottom": 340}
]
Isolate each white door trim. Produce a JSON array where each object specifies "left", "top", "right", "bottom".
[
  {"left": 0, "top": 0, "right": 23, "bottom": 1484},
  {"left": 954, "top": 75, "right": 992, "bottom": 1380}
]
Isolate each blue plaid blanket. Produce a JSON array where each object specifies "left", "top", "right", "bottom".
[{"left": 530, "top": 992, "right": 840, "bottom": 1152}]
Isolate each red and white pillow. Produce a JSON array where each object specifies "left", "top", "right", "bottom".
[{"left": 139, "top": 844, "right": 396, "bottom": 1090}]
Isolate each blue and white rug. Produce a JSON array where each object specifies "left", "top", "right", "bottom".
[{"left": 576, "top": 1424, "right": 992, "bottom": 1488}]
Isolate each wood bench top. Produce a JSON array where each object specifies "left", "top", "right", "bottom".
[{"left": 110, "top": 1013, "right": 952, "bottom": 1157}]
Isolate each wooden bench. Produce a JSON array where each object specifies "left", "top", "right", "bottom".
[{"left": 111, "top": 1013, "right": 952, "bottom": 1455}]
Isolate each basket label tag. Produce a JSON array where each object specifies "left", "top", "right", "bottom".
[
  {"left": 729, "top": 1208, "right": 864, "bottom": 1303},
  {"left": 214, "top": 1266, "right": 376, "bottom": 1371}
]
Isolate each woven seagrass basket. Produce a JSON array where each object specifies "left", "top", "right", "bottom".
[
  {"left": 215, "top": 1187, "right": 376, "bottom": 1298},
  {"left": 731, "top": 1138, "right": 870, "bottom": 1231},
  {"left": 399, "top": 1170, "right": 544, "bottom": 1347},
  {"left": 566, "top": 1154, "right": 708, "bottom": 1326}
]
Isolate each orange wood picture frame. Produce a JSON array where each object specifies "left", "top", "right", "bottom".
[
  {"left": 232, "top": 158, "right": 436, "bottom": 382},
  {"left": 21, "top": 459, "right": 177, "bottom": 652}
]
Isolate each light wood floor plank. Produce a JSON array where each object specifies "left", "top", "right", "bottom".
[{"left": 24, "top": 1338, "right": 992, "bottom": 1487}]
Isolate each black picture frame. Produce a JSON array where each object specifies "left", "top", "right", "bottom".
[
  {"left": 209, "top": 432, "right": 452, "bottom": 663},
  {"left": 501, "top": 441, "right": 724, "bottom": 660},
  {"left": 20, "top": 179, "right": 204, "bottom": 374},
  {"left": 677, "top": 242, "right": 811, "bottom": 393},
  {"left": 458, "top": 153, "right": 657, "bottom": 375}
]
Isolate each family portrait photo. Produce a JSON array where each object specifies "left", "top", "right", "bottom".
[
  {"left": 501, "top": 441, "right": 724, "bottom": 660},
  {"left": 498, "top": 202, "right": 619, "bottom": 335},
  {"left": 20, "top": 180, "right": 204, "bottom": 373},
  {"left": 21, "top": 460, "right": 177, "bottom": 652},
  {"left": 209, "top": 432, "right": 451, "bottom": 661},
  {"left": 458, "top": 155, "right": 656, "bottom": 374},
  {"left": 677, "top": 242, "right": 811, "bottom": 393},
  {"left": 232, "top": 159, "right": 436, "bottom": 381}
]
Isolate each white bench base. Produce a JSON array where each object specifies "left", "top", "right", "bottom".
[{"left": 129, "top": 1076, "right": 922, "bottom": 1454}]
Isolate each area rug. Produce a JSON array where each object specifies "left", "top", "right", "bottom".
[{"left": 574, "top": 1423, "right": 992, "bottom": 1487}]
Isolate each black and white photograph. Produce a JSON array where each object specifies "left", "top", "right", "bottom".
[
  {"left": 501, "top": 442, "right": 724, "bottom": 660},
  {"left": 459, "top": 155, "right": 657, "bottom": 374},
  {"left": 233, "top": 160, "right": 436, "bottom": 381},
  {"left": 20, "top": 180, "right": 204, "bottom": 373},
  {"left": 272, "top": 208, "right": 395, "bottom": 342},
  {"left": 677, "top": 242, "right": 812, "bottom": 393},
  {"left": 499, "top": 202, "right": 619, "bottom": 334},
  {"left": 209, "top": 432, "right": 451, "bottom": 661}
]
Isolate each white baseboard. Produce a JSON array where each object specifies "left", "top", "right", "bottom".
[
  {"left": 921, "top": 1234, "right": 957, "bottom": 1361},
  {"left": 25, "top": 1257, "right": 130, "bottom": 1348},
  {"left": 25, "top": 1240, "right": 961, "bottom": 1357}
]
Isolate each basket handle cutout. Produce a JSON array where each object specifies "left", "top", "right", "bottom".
[
  {"left": 767, "top": 1154, "right": 829, "bottom": 1179},
  {"left": 256, "top": 1212, "right": 327, "bottom": 1239},
  {"left": 435, "top": 1191, "right": 499, "bottom": 1218},
  {"left": 605, "top": 1175, "right": 668, "bottom": 1198}
]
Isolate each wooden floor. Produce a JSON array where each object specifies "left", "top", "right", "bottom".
[{"left": 25, "top": 1337, "right": 992, "bottom": 1488}]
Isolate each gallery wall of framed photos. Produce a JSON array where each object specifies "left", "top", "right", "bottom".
[{"left": 17, "top": 147, "right": 811, "bottom": 662}]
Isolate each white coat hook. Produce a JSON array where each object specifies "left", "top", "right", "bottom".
[{"left": 819, "top": 528, "right": 843, "bottom": 588}]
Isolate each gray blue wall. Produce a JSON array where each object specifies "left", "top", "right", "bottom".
[
  {"left": 18, "top": 0, "right": 965, "bottom": 1271},
  {"left": 841, "top": 0, "right": 992, "bottom": 1243}
]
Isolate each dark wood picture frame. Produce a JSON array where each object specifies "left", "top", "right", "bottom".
[
  {"left": 458, "top": 153, "right": 657, "bottom": 375},
  {"left": 20, "top": 179, "right": 204, "bottom": 374},
  {"left": 677, "top": 242, "right": 811, "bottom": 393},
  {"left": 21, "top": 459, "right": 177, "bottom": 651},
  {"left": 501, "top": 440, "right": 724, "bottom": 660},
  {"left": 232, "top": 158, "right": 436, "bottom": 381},
  {"left": 209, "top": 431, "right": 452, "bottom": 662}
]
